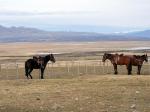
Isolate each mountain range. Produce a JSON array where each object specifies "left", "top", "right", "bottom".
[{"left": 0, "top": 25, "right": 150, "bottom": 42}]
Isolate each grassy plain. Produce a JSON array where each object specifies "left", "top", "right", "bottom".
[
  {"left": 0, "top": 75, "right": 150, "bottom": 112},
  {"left": 0, "top": 41, "right": 150, "bottom": 63},
  {"left": 0, "top": 41, "right": 150, "bottom": 56},
  {"left": 0, "top": 41, "right": 150, "bottom": 112}
]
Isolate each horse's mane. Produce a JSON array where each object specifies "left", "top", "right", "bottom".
[
  {"left": 133, "top": 55, "right": 146, "bottom": 59},
  {"left": 119, "top": 53, "right": 124, "bottom": 56},
  {"left": 43, "top": 54, "right": 50, "bottom": 62}
]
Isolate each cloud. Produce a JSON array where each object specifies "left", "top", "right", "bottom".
[
  {"left": 0, "top": 0, "right": 150, "bottom": 28},
  {"left": 0, "top": 11, "right": 101, "bottom": 16}
]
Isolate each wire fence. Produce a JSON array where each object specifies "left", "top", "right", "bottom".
[{"left": 0, "top": 60, "right": 150, "bottom": 80}]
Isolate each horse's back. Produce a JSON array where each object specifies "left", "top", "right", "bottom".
[
  {"left": 25, "top": 59, "right": 36, "bottom": 67},
  {"left": 25, "top": 59, "right": 34, "bottom": 64},
  {"left": 123, "top": 55, "right": 144, "bottom": 66},
  {"left": 116, "top": 55, "right": 132, "bottom": 65}
]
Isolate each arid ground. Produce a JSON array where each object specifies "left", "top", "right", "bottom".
[
  {"left": 0, "top": 41, "right": 150, "bottom": 56},
  {"left": 0, "top": 75, "right": 150, "bottom": 112},
  {"left": 0, "top": 41, "right": 150, "bottom": 112}
]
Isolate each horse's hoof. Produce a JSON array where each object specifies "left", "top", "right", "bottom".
[{"left": 137, "top": 73, "right": 140, "bottom": 75}]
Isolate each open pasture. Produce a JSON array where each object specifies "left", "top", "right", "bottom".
[
  {"left": 0, "top": 75, "right": 150, "bottom": 112},
  {"left": 0, "top": 60, "right": 150, "bottom": 80},
  {"left": 0, "top": 41, "right": 150, "bottom": 56},
  {"left": 0, "top": 41, "right": 150, "bottom": 112},
  {"left": 0, "top": 41, "right": 150, "bottom": 80}
]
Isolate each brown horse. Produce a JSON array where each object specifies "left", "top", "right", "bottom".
[
  {"left": 102, "top": 53, "right": 148, "bottom": 75},
  {"left": 102, "top": 53, "right": 132, "bottom": 75},
  {"left": 130, "top": 54, "right": 148, "bottom": 74},
  {"left": 118, "top": 54, "right": 148, "bottom": 74}
]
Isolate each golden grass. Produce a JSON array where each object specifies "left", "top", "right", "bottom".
[
  {"left": 0, "top": 75, "right": 150, "bottom": 112},
  {"left": 0, "top": 41, "right": 150, "bottom": 111},
  {"left": 0, "top": 41, "right": 150, "bottom": 56},
  {"left": 0, "top": 62, "right": 149, "bottom": 80}
]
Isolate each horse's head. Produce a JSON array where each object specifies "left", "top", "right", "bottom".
[
  {"left": 44, "top": 54, "right": 56, "bottom": 63},
  {"left": 136, "top": 54, "right": 148, "bottom": 63},
  {"left": 50, "top": 54, "right": 56, "bottom": 63},
  {"left": 143, "top": 54, "right": 148, "bottom": 62},
  {"left": 102, "top": 53, "right": 110, "bottom": 62}
]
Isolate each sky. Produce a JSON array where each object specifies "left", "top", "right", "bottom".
[{"left": 0, "top": 0, "right": 150, "bottom": 32}]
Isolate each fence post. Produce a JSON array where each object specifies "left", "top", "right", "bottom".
[
  {"left": 77, "top": 61, "right": 80, "bottom": 75},
  {"left": 39, "top": 69, "right": 41, "bottom": 79},
  {"left": 93, "top": 63, "right": 96, "bottom": 74},
  {"left": 0, "top": 64, "right": 1, "bottom": 72},
  {"left": 71, "top": 60, "right": 74, "bottom": 75},
  {"left": 67, "top": 62, "right": 70, "bottom": 74},
  {"left": 102, "top": 61, "right": 105, "bottom": 75},
  {"left": 6, "top": 64, "right": 8, "bottom": 79},
  {"left": 51, "top": 63, "right": 53, "bottom": 75},
  {"left": 106, "top": 61, "right": 109, "bottom": 74},
  {"left": 16, "top": 63, "right": 19, "bottom": 79},
  {"left": 149, "top": 62, "right": 150, "bottom": 75},
  {"left": 148, "top": 62, "right": 150, "bottom": 75},
  {"left": 65, "top": 61, "right": 68, "bottom": 74},
  {"left": 85, "top": 63, "right": 87, "bottom": 75},
  {"left": 99, "top": 61, "right": 101, "bottom": 75}
]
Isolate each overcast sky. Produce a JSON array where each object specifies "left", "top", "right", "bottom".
[{"left": 0, "top": 0, "right": 150, "bottom": 32}]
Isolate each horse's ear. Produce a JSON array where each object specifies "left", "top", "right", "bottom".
[
  {"left": 50, "top": 53, "right": 54, "bottom": 57},
  {"left": 144, "top": 53, "right": 147, "bottom": 57}
]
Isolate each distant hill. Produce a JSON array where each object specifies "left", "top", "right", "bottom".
[
  {"left": 126, "top": 30, "right": 150, "bottom": 38},
  {"left": 0, "top": 25, "right": 150, "bottom": 42}
]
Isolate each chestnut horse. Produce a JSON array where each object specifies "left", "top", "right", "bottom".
[
  {"left": 102, "top": 53, "right": 132, "bottom": 75},
  {"left": 130, "top": 54, "right": 148, "bottom": 74},
  {"left": 117, "top": 54, "right": 148, "bottom": 74},
  {"left": 102, "top": 53, "right": 148, "bottom": 75},
  {"left": 25, "top": 54, "right": 56, "bottom": 79}
]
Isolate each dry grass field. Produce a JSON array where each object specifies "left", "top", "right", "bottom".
[
  {"left": 0, "top": 75, "right": 150, "bottom": 112},
  {"left": 0, "top": 41, "right": 150, "bottom": 56},
  {"left": 0, "top": 41, "right": 150, "bottom": 64},
  {"left": 0, "top": 41, "right": 150, "bottom": 112}
]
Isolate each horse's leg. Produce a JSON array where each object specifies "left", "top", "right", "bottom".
[
  {"left": 28, "top": 68, "right": 33, "bottom": 79},
  {"left": 127, "top": 64, "right": 132, "bottom": 75},
  {"left": 40, "top": 68, "right": 45, "bottom": 79},
  {"left": 113, "top": 64, "right": 118, "bottom": 74},
  {"left": 137, "top": 65, "right": 141, "bottom": 75},
  {"left": 25, "top": 68, "right": 29, "bottom": 79},
  {"left": 25, "top": 65, "right": 29, "bottom": 79}
]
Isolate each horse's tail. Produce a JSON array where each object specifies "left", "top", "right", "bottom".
[{"left": 25, "top": 61, "right": 28, "bottom": 77}]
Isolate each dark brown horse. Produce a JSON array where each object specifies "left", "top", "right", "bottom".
[
  {"left": 130, "top": 54, "right": 148, "bottom": 74},
  {"left": 25, "top": 54, "right": 55, "bottom": 79},
  {"left": 102, "top": 53, "right": 132, "bottom": 75}
]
